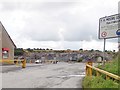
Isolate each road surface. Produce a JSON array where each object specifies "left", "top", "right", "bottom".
[{"left": 2, "top": 62, "right": 85, "bottom": 88}]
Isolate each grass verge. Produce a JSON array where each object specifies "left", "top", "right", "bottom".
[
  {"left": 83, "top": 76, "right": 119, "bottom": 88},
  {"left": 82, "top": 57, "right": 119, "bottom": 88}
]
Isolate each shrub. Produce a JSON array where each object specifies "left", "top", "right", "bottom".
[{"left": 77, "top": 58, "right": 83, "bottom": 62}]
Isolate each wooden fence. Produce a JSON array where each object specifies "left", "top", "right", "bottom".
[{"left": 86, "top": 62, "right": 120, "bottom": 81}]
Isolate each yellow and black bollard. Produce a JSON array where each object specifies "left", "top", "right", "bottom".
[{"left": 22, "top": 60, "right": 26, "bottom": 68}]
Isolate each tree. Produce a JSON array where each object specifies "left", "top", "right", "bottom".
[
  {"left": 50, "top": 49, "right": 53, "bottom": 50},
  {"left": 105, "top": 50, "right": 108, "bottom": 52},
  {"left": 14, "top": 48, "right": 24, "bottom": 56},
  {"left": 79, "top": 48, "right": 83, "bottom": 51},
  {"left": 46, "top": 48, "right": 49, "bottom": 50},
  {"left": 37, "top": 48, "right": 39, "bottom": 50},
  {"left": 90, "top": 49, "right": 94, "bottom": 52},
  {"left": 113, "top": 50, "right": 115, "bottom": 52},
  {"left": 27, "top": 48, "right": 33, "bottom": 52}
]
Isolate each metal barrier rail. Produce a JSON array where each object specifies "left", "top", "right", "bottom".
[
  {"left": 86, "top": 62, "right": 120, "bottom": 81},
  {"left": 0, "top": 59, "right": 26, "bottom": 68}
]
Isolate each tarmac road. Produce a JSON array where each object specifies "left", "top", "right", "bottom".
[{"left": 2, "top": 62, "right": 86, "bottom": 88}]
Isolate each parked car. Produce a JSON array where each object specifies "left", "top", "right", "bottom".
[{"left": 35, "top": 60, "right": 42, "bottom": 64}]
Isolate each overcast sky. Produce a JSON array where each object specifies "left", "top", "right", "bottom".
[{"left": 0, "top": 0, "right": 119, "bottom": 51}]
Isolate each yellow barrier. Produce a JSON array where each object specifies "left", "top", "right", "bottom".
[
  {"left": 0, "top": 59, "right": 14, "bottom": 64},
  {"left": 86, "top": 62, "right": 120, "bottom": 81},
  {"left": 0, "top": 59, "right": 26, "bottom": 68}
]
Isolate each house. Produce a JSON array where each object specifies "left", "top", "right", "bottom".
[{"left": 0, "top": 22, "right": 16, "bottom": 63}]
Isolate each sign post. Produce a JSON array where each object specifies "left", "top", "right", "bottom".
[
  {"left": 99, "top": 14, "right": 120, "bottom": 65},
  {"left": 103, "top": 39, "right": 106, "bottom": 65}
]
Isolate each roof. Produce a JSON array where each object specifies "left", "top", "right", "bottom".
[{"left": 0, "top": 21, "right": 16, "bottom": 48}]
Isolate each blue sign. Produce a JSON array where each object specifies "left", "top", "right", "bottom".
[{"left": 116, "top": 29, "right": 120, "bottom": 35}]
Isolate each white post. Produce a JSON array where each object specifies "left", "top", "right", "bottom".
[{"left": 103, "top": 38, "right": 106, "bottom": 65}]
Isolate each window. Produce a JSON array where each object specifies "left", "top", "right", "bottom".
[{"left": 2, "top": 48, "right": 9, "bottom": 59}]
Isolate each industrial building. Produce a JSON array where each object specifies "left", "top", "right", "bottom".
[{"left": 0, "top": 22, "right": 16, "bottom": 62}]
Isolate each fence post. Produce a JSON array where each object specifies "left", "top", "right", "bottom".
[
  {"left": 96, "top": 71, "right": 100, "bottom": 77},
  {"left": 86, "top": 63, "right": 88, "bottom": 76},
  {"left": 106, "top": 75, "right": 110, "bottom": 80},
  {"left": 87, "top": 61, "right": 92, "bottom": 77}
]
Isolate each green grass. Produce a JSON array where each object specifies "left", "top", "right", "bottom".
[
  {"left": 97, "top": 58, "right": 118, "bottom": 75},
  {"left": 83, "top": 76, "right": 119, "bottom": 88},
  {"left": 83, "top": 57, "right": 119, "bottom": 88}
]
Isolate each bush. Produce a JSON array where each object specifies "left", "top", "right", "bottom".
[{"left": 77, "top": 58, "right": 83, "bottom": 62}]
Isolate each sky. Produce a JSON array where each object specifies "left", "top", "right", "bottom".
[{"left": 0, "top": 0, "right": 119, "bottom": 51}]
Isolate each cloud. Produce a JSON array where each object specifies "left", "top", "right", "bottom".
[{"left": 0, "top": 0, "right": 119, "bottom": 50}]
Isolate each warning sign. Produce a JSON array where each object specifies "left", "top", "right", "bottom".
[
  {"left": 99, "top": 14, "right": 120, "bottom": 39},
  {"left": 101, "top": 31, "right": 107, "bottom": 37}
]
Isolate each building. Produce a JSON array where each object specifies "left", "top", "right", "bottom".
[{"left": 0, "top": 22, "right": 16, "bottom": 62}]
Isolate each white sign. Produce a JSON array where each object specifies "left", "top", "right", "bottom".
[{"left": 99, "top": 14, "right": 120, "bottom": 39}]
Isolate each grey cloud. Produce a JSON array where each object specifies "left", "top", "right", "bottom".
[
  {"left": 21, "top": 11, "right": 98, "bottom": 42},
  {"left": 0, "top": 0, "right": 117, "bottom": 43},
  {"left": 0, "top": 2, "right": 80, "bottom": 12},
  {"left": 57, "top": 11, "right": 98, "bottom": 41}
]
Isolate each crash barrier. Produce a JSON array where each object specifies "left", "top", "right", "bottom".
[
  {"left": 86, "top": 62, "right": 120, "bottom": 81},
  {"left": 0, "top": 59, "right": 26, "bottom": 68}
]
